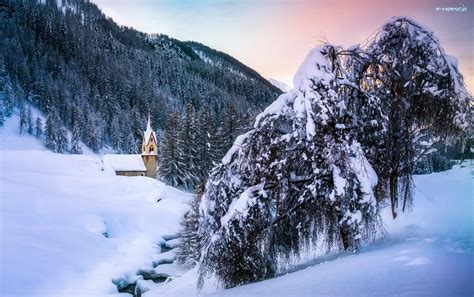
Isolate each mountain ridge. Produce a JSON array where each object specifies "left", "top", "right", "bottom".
[{"left": 0, "top": 0, "right": 281, "bottom": 153}]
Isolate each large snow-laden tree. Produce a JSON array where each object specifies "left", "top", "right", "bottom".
[
  {"left": 353, "top": 17, "right": 472, "bottom": 218},
  {"left": 197, "top": 45, "right": 382, "bottom": 289}
]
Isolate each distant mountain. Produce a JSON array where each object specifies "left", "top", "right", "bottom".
[
  {"left": 268, "top": 78, "right": 291, "bottom": 92},
  {"left": 0, "top": 0, "right": 281, "bottom": 152}
]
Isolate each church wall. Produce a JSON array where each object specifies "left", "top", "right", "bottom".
[
  {"left": 116, "top": 170, "right": 147, "bottom": 177},
  {"left": 142, "top": 155, "right": 157, "bottom": 178}
]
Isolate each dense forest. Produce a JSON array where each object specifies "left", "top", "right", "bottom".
[{"left": 0, "top": 0, "right": 280, "bottom": 158}]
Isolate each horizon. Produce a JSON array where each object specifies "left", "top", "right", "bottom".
[{"left": 94, "top": 0, "right": 474, "bottom": 94}]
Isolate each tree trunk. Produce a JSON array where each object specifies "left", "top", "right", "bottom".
[
  {"left": 390, "top": 174, "right": 398, "bottom": 219},
  {"left": 340, "top": 225, "right": 351, "bottom": 250}
]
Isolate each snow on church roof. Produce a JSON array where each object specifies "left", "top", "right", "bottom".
[
  {"left": 103, "top": 154, "right": 146, "bottom": 172},
  {"left": 144, "top": 115, "right": 157, "bottom": 147}
]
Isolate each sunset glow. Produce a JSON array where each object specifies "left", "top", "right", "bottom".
[{"left": 95, "top": 0, "right": 473, "bottom": 93}]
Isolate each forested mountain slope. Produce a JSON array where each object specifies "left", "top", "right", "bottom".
[{"left": 0, "top": 0, "right": 280, "bottom": 153}]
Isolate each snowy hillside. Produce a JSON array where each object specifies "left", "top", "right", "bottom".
[
  {"left": 0, "top": 115, "right": 192, "bottom": 296},
  {"left": 268, "top": 78, "right": 291, "bottom": 92},
  {"left": 149, "top": 163, "right": 473, "bottom": 296}
]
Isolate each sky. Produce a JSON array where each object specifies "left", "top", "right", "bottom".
[{"left": 93, "top": 0, "right": 473, "bottom": 93}]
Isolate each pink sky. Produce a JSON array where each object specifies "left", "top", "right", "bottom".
[{"left": 94, "top": 0, "right": 473, "bottom": 93}]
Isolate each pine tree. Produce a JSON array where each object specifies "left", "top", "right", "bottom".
[
  {"left": 124, "top": 130, "right": 138, "bottom": 154},
  {"left": 179, "top": 103, "right": 198, "bottom": 188},
  {"left": 57, "top": 126, "right": 69, "bottom": 153},
  {"left": 110, "top": 116, "right": 122, "bottom": 153},
  {"left": 195, "top": 108, "right": 218, "bottom": 183},
  {"left": 70, "top": 122, "right": 83, "bottom": 154},
  {"left": 45, "top": 108, "right": 68, "bottom": 153},
  {"left": 159, "top": 112, "right": 185, "bottom": 187},
  {"left": 3, "top": 79, "right": 15, "bottom": 117},
  {"left": 18, "top": 105, "right": 27, "bottom": 134},
  {"left": 45, "top": 110, "right": 59, "bottom": 151},
  {"left": 177, "top": 186, "right": 204, "bottom": 269},
  {"left": 35, "top": 116, "right": 43, "bottom": 138},
  {"left": 26, "top": 105, "right": 33, "bottom": 134},
  {"left": 218, "top": 104, "right": 241, "bottom": 158},
  {"left": 0, "top": 104, "right": 5, "bottom": 127}
]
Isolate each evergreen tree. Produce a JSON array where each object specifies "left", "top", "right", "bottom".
[
  {"left": 177, "top": 186, "right": 204, "bottom": 269},
  {"left": 57, "top": 126, "right": 69, "bottom": 153},
  {"left": 18, "top": 105, "right": 27, "bottom": 134},
  {"left": 35, "top": 117, "right": 43, "bottom": 138},
  {"left": 124, "top": 130, "right": 138, "bottom": 154},
  {"left": 195, "top": 108, "right": 218, "bottom": 183},
  {"left": 0, "top": 106, "right": 4, "bottom": 127},
  {"left": 71, "top": 122, "right": 83, "bottom": 154},
  {"left": 110, "top": 116, "right": 122, "bottom": 153},
  {"left": 45, "top": 108, "right": 68, "bottom": 153},
  {"left": 218, "top": 104, "right": 241, "bottom": 158},
  {"left": 3, "top": 79, "right": 15, "bottom": 117},
  {"left": 26, "top": 105, "right": 33, "bottom": 134},
  {"left": 159, "top": 112, "right": 185, "bottom": 187},
  {"left": 179, "top": 103, "right": 199, "bottom": 188}
]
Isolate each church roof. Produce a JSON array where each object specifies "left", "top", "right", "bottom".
[
  {"left": 144, "top": 114, "right": 157, "bottom": 147},
  {"left": 103, "top": 154, "right": 146, "bottom": 172}
]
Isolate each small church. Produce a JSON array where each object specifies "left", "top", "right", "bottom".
[{"left": 103, "top": 116, "right": 158, "bottom": 178}]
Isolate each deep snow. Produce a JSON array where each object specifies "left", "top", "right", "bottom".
[
  {"left": 1, "top": 113, "right": 473, "bottom": 297},
  {"left": 148, "top": 164, "right": 473, "bottom": 296},
  {"left": 0, "top": 114, "right": 192, "bottom": 296}
]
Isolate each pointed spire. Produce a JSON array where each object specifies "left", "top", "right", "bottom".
[
  {"left": 146, "top": 113, "right": 152, "bottom": 132},
  {"left": 143, "top": 113, "right": 157, "bottom": 155}
]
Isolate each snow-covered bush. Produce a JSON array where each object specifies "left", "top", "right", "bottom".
[
  {"left": 197, "top": 45, "right": 382, "bottom": 289},
  {"left": 177, "top": 187, "right": 203, "bottom": 269}
]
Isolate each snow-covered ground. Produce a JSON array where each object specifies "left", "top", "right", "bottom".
[
  {"left": 0, "top": 114, "right": 192, "bottom": 296},
  {"left": 149, "top": 165, "right": 473, "bottom": 296},
  {"left": 1, "top": 113, "right": 472, "bottom": 296}
]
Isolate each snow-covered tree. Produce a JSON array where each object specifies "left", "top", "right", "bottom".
[
  {"left": 197, "top": 45, "right": 381, "bottom": 289},
  {"left": 179, "top": 103, "right": 199, "bottom": 188},
  {"left": 110, "top": 116, "right": 122, "bottom": 153},
  {"left": 159, "top": 112, "right": 185, "bottom": 187},
  {"left": 26, "top": 105, "right": 33, "bottom": 134},
  {"left": 3, "top": 79, "right": 16, "bottom": 117},
  {"left": 0, "top": 105, "right": 4, "bottom": 126},
  {"left": 57, "top": 126, "right": 69, "bottom": 153},
  {"left": 45, "top": 108, "right": 69, "bottom": 153},
  {"left": 355, "top": 17, "right": 472, "bottom": 218},
  {"left": 177, "top": 186, "right": 204, "bottom": 269},
  {"left": 195, "top": 108, "right": 218, "bottom": 184},
  {"left": 70, "top": 122, "right": 83, "bottom": 154},
  {"left": 18, "top": 105, "right": 27, "bottom": 134},
  {"left": 124, "top": 130, "right": 138, "bottom": 154},
  {"left": 34, "top": 116, "right": 43, "bottom": 138}
]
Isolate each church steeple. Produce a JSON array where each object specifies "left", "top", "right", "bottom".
[
  {"left": 142, "top": 114, "right": 157, "bottom": 156},
  {"left": 141, "top": 114, "right": 158, "bottom": 178}
]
